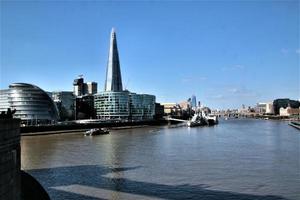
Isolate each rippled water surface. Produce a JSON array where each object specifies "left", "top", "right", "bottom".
[{"left": 21, "top": 119, "right": 300, "bottom": 200}]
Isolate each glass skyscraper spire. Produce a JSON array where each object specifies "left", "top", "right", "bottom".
[
  {"left": 104, "top": 28, "right": 123, "bottom": 92},
  {"left": 94, "top": 28, "right": 156, "bottom": 121}
]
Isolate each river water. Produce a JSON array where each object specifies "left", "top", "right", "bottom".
[{"left": 21, "top": 119, "right": 300, "bottom": 200}]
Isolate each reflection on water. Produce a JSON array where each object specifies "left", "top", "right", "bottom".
[{"left": 21, "top": 119, "right": 300, "bottom": 200}]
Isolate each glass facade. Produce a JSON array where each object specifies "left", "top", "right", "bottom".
[
  {"left": 0, "top": 89, "right": 10, "bottom": 112},
  {"left": 76, "top": 95, "right": 95, "bottom": 119},
  {"left": 51, "top": 91, "right": 75, "bottom": 120},
  {"left": 130, "top": 93, "right": 144, "bottom": 120},
  {"left": 0, "top": 83, "right": 59, "bottom": 125},
  {"left": 94, "top": 91, "right": 130, "bottom": 120},
  {"left": 104, "top": 28, "right": 123, "bottom": 92},
  {"left": 94, "top": 91, "right": 155, "bottom": 121},
  {"left": 94, "top": 29, "right": 156, "bottom": 121},
  {"left": 141, "top": 94, "right": 156, "bottom": 119}
]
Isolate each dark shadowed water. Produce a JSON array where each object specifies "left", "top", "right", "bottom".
[{"left": 21, "top": 119, "right": 300, "bottom": 200}]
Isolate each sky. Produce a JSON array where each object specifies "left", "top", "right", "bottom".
[{"left": 1, "top": 0, "right": 299, "bottom": 109}]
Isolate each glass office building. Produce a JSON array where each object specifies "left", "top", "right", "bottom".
[
  {"left": 51, "top": 91, "right": 75, "bottom": 120},
  {"left": 129, "top": 93, "right": 144, "bottom": 120},
  {"left": 94, "top": 28, "right": 156, "bottom": 121},
  {"left": 94, "top": 91, "right": 130, "bottom": 120},
  {"left": 141, "top": 94, "right": 156, "bottom": 119},
  {"left": 94, "top": 91, "right": 155, "bottom": 121},
  {"left": 0, "top": 89, "right": 10, "bottom": 112},
  {"left": 0, "top": 83, "right": 59, "bottom": 125},
  {"left": 104, "top": 28, "right": 123, "bottom": 92}
]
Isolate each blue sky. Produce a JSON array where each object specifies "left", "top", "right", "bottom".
[{"left": 1, "top": 1, "right": 299, "bottom": 109}]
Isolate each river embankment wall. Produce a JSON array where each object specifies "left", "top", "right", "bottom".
[
  {"left": 0, "top": 118, "right": 21, "bottom": 200},
  {"left": 20, "top": 119, "right": 172, "bottom": 135}
]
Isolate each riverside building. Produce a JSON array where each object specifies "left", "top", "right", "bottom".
[
  {"left": 94, "top": 28, "right": 156, "bottom": 121},
  {"left": 0, "top": 83, "right": 59, "bottom": 125},
  {"left": 73, "top": 75, "right": 98, "bottom": 96},
  {"left": 73, "top": 76, "right": 97, "bottom": 119},
  {"left": 51, "top": 91, "right": 74, "bottom": 120}
]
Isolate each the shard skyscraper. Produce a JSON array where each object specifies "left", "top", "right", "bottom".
[
  {"left": 104, "top": 28, "right": 123, "bottom": 92},
  {"left": 94, "top": 28, "right": 155, "bottom": 121}
]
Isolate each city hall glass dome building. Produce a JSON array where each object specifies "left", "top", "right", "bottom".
[{"left": 0, "top": 83, "right": 59, "bottom": 125}]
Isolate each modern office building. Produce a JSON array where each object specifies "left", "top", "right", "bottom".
[
  {"left": 73, "top": 76, "right": 98, "bottom": 119},
  {"left": 140, "top": 94, "right": 156, "bottom": 119},
  {"left": 0, "top": 89, "right": 10, "bottom": 112},
  {"left": 73, "top": 76, "right": 97, "bottom": 96},
  {"left": 94, "top": 28, "right": 156, "bottom": 121},
  {"left": 51, "top": 91, "right": 74, "bottom": 120},
  {"left": 154, "top": 103, "right": 164, "bottom": 119},
  {"left": 191, "top": 95, "right": 197, "bottom": 109},
  {"left": 73, "top": 76, "right": 85, "bottom": 96},
  {"left": 129, "top": 92, "right": 144, "bottom": 120},
  {"left": 104, "top": 27, "right": 123, "bottom": 92},
  {"left": 76, "top": 95, "right": 95, "bottom": 119},
  {"left": 85, "top": 82, "right": 97, "bottom": 95},
  {"left": 94, "top": 91, "right": 155, "bottom": 121},
  {"left": 95, "top": 91, "right": 130, "bottom": 120},
  {"left": 0, "top": 83, "right": 59, "bottom": 125},
  {"left": 129, "top": 93, "right": 156, "bottom": 120}
]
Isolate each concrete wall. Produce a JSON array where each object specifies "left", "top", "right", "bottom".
[{"left": 0, "top": 119, "right": 21, "bottom": 200}]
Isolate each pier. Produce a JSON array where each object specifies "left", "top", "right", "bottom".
[{"left": 289, "top": 121, "right": 300, "bottom": 130}]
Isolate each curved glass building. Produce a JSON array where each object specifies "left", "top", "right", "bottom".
[
  {"left": 94, "top": 91, "right": 130, "bottom": 120},
  {"left": 94, "top": 91, "right": 155, "bottom": 121},
  {"left": 0, "top": 83, "right": 59, "bottom": 125}
]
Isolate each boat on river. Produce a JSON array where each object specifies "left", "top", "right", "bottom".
[
  {"left": 204, "top": 114, "right": 219, "bottom": 126},
  {"left": 84, "top": 128, "right": 110, "bottom": 136},
  {"left": 187, "top": 113, "right": 203, "bottom": 127},
  {"left": 187, "top": 112, "right": 218, "bottom": 127}
]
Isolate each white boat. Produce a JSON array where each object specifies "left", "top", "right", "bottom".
[
  {"left": 187, "top": 111, "right": 219, "bottom": 127},
  {"left": 204, "top": 114, "right": 218, "bottom": 125},
  {"left": 84, "top": 128, "right": 109, "bottom": 136}
]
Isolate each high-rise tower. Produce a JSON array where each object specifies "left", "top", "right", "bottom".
[
  {"left": 104, "top": 28, "right": 123, "bottom": 91},
  {"left": 94, "top": 28, "right": 156, "bottom": 121}
]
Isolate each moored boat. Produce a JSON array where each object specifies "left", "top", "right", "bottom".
[
  {"left": 187, "top": 113, "right": 204, "bottom": 127},
  {"left": 84, "top": 128, "right": 110, "bottom": 136},
  {"left": 204, "top": 114, "right": 218, "bottom": 125}
]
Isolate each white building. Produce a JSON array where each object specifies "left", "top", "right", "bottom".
[
  {"left": 255, "top": 103, "right": 267, "bottom": 114},
  {"left": 265, "top": 102, "right": 274, "bottom": 114},
  {"left": 279, "top": 106, "right": 300, "bottom": 117}
]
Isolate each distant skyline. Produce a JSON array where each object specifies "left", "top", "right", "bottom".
[{"left": 1, "top": 1, "right": 299, "bottom": 109}]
